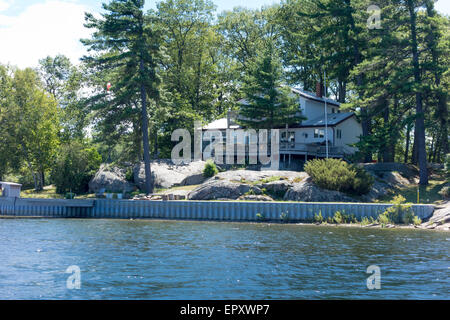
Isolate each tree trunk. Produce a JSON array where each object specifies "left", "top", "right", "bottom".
[
  {"left": 382, "top": 103, "right": 395, "bottom": 162},
  {"left": 405, "top": 120, "right": 411, "bottom": 163},
  {"left": 41, "top": 170, "right": 45, "bottom": 188},
  {"left": 411, "top": 129, "right": 418, "bottom": 165},
  {"left": 140, "top": 59, "right": 153, "bottom": 195},
  {"left": 338, "top": 80, "right": 346, "bottom": 103},
  {"left": 407, "top": 0, "right": 428, "bottom": 185}
]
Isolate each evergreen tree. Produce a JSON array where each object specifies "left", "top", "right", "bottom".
[
  {"left": 238, "top": 42, "right": 305, "bottom": 129},
  {"left": 81, "top": 0, "right": 162, "bottom": 194}
]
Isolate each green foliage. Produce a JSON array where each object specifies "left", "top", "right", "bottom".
[
  {"left": 330, "top": 211, "right": 357, "bottom": 224},
  {"left": 38, "top": 55, "right": 88, "bottom": 141},
  {"left": 377, "top": 195, "right": 420, "bottom": 225},
  {"left": 413, "top": 216, "right": 422, "bottom": 226},
  {"left": 203, "top": 160, "right": 218, "bottom": 178},
  {"left": 125, "top": 167, "right": 134, "bottom": 183},
  {"left": 65, "top": 192, "right": 75, "bottom": 200},
  {"left": 0, "top": 67, "right": 60, "bottom": 190},
  {"left": 51, "top": 142, "right": 102, "bottom": 194},
  {"left": 81, "top": 0, "right": 163, "bottom": 193},
  {"left": 238, "top": 41, "right": 305, "bottom": 129},
  {"left": 304, "top": 159, "right": 374, "bottom": 195},
  {"left": 256, "top": 213, "right": 266, "bottom": 221},
  {"left": 439, "top": 186, "right": 450, "bottom": 198},
  {"left": 377, "top": 212, "right": 390, "bottom": 226},
  {"left": 314, "top": 211, "right": 324, "bottom": 223},
  {"left": 360, "top": 217, "right": 373, "bottom": 226}
]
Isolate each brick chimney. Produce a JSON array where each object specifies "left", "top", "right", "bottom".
[{"left": 315, "top": 82, "right": 323, "bottom": 97}]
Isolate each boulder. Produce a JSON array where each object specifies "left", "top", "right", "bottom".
[
  {"left": 421, "top": 201, "right": 450, "bottom": 231},
  {"left": 134, "top": 160, "right": 206, "bottom": 190},
  {"left": 89, "top": 164, "right": 135, "bottom": 194},
  {"left": 187, "top": 180, "right": 262, "bottom": 200},
  {"left": 283, "top": 176, "right": 357, "bottom": 202},
  {"left": 238, "top": 195, "right": 274, "bottom": 201},
  {"left": 214, "top": 170, "right": 307, "bottom": 184},
  {"left": 360, "top": 162, "right": 419, "bottom": 183},
  {"left": 262, "top": 180, "right": 292, "bottom": 195},
  {"left": 361, "top": 179, "right": 391, "bottom": 202}
]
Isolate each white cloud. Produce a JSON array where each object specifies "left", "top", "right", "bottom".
[
  {"left": 0, "top": 0, "right": 92, "bottom": 69},
  {"left": 0, "top": 0, "right": 12, "bottom": 12}
]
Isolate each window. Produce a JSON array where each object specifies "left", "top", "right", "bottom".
[
  {"left": 336, "top": 129, "right": 342, "bottom": 139},
  {"left": 289, "top": 132, "right": 295, "bottom": 142},
  {"left": 314, "top": 129, "right": 324, "bottom": 139},
  {"left": 282, "top": 131, "right": 295, "bottom": 142},
  {"left": 332, "top": 108, "right": 335, "bottom": 113}
]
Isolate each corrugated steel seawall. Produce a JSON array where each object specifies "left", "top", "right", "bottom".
[{"left": 0, "top": 198, "right": 435, "bottom": 222}]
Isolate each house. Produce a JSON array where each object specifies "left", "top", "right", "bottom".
[{"left": 202, "top": 85, "right": 362, "bottom": 166}]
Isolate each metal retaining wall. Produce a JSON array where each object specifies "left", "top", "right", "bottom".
[{"left": 0, "top": 197, "right": 435, "bottom": 222}]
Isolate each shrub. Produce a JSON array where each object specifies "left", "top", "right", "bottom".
[
  {"left": 332, "top": 210, "right": 357, "bottom": 224},
  {"left": 125, "top": 167, "right": 134, "bottom": 182},
  {"left": 65, "top": 192, "right": 75, "bottom": 199},
  {"left": 360, "top": 217, "right": 371, "bottom": 226},
  {"left": 256, "top": 213, "right": 266, "bottom": 221},
  {"left": 439, "top": 186, "right": 449, "bottom": 199},
  {"left": 51, "top": 142, "right": 102, "bottom": 194},
  {"left": 377, "top": 212, "right": 390, "bottom": 226},
  {"left": 333, "top": 211, "right": 344, "bottom": 224},
  {"left": 304, "top": 159, "right": 373, "bottom": 195},
  {"left": 377, "top": 195, "right": 420, "bottom": 225},
  {"left": 203, "top": 160, "right": 218, "bottom": 178},
  {"left": 413, "top": 216, "right": 422, "bottom": 226},
  {"left": 314, "top": 211, "right": 324, "bottom": 223}
]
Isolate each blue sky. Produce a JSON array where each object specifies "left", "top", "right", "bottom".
[{"left": 0, "top": 0, "right": 449, "bottom": 69}]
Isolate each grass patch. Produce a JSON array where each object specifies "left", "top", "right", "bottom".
[
  {"left": 21, "top": 185, "right": 95, "bottom": 199},
  {"left": 377, "top": 177, "right": 447, "bottom": 204},
  {"left": 154, "top": 184, "right": 201, "bottom": 194}
]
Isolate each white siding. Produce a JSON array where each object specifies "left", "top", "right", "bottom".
[
  {"left": 303, "top": 99, "right": 338, "bottom": 121},
  {"left": 333, "top": 116, "right": 362, "bottom": 153},
  {"left": 292, "top": 127, "right": 334, "bottom": 145}
]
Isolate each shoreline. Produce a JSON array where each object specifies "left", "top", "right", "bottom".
[
  {"left": 1, "top": 197, "right": 446, "bottom": 231},
  {"left": 1, "top": 214, "right": 447, "bottom": 232}
]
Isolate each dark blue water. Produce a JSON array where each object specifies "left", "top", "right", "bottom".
[{"left": 0, "top": 219, "right": 448, "bottom": 299}]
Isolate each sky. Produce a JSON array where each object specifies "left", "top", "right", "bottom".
[{"left": 0, "top": 0, "right": 449, "bottom": 69}]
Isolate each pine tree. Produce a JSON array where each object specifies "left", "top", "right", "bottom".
[
  {"left": 82, "top": 0, "right": 162, "bottom": 194},
  {"left": 238, "top": 42, "right": 305, "bottom": 129}
]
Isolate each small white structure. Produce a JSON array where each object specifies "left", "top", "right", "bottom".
[{"left": 0, "top": 182, "right": 22, "bottom": 198}]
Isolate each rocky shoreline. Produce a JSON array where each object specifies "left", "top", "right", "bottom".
[
  {"left": 89, "top": 161, "right": 424, "bottom": 203},
  {"left": 86, "top": 160, "right": 448, "bottom": 231}
]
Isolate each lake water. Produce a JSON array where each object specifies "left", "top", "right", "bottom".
[{"left": 0, "top": 219, "right": 448, "bottom": 299}]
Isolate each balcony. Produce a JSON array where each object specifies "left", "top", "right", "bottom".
[{"left": 280, "top": 142, "right": 345, "bottom": 157}]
